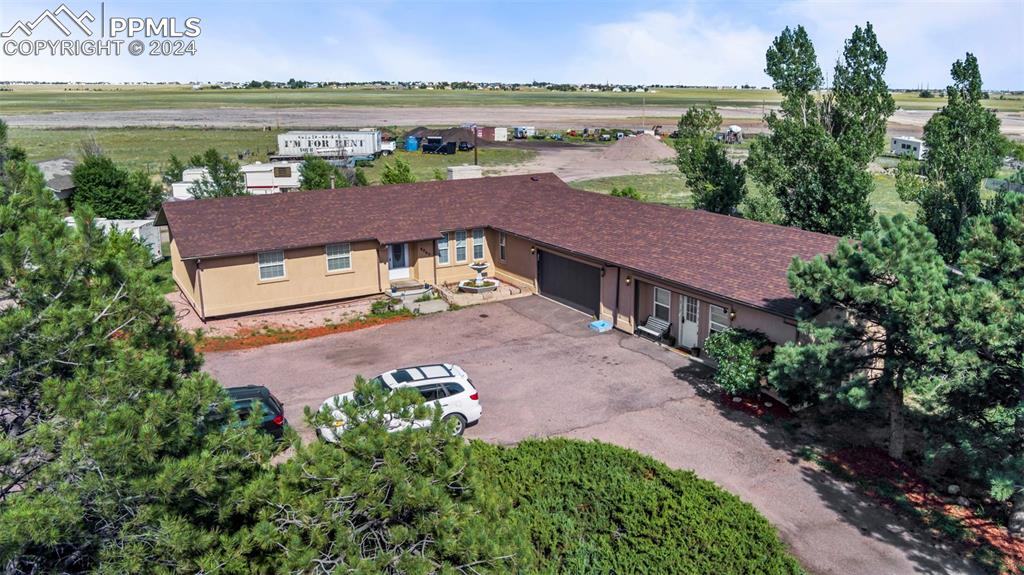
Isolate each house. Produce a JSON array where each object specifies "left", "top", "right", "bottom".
[
  {"left": 171, "top": 167, "right": 210, "bottom": 200},
  {"left": 35, "top": 158, "right": 76, "bottom": 201},
  {"left": 240, "top": 161, "right": 301, "bottom": 194},
  {"left": 157, "top": 173, "right": 838, "bottom": 353},
  {"left": 890, "top": 136, "right": 927, "bottom": 160}
]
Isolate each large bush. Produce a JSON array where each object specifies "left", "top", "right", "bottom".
[
  {"left": 473, "top": 438, "right": 801, "bottom": 575},
  {"left": 704, "top": 328, "right": 774, "bottom": 394}
]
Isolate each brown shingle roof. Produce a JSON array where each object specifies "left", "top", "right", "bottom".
[{"left": 159, "top": 173, "right": 838, "bottom": 317}]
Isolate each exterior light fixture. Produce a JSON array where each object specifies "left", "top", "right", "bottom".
[
  {"left": 600, "top": 267, "right": 606, "bottom": 277},
  {"left": 729, "top": 310, "right": 737, "bottom": 320},
  {"left": 530, "top": 246, "right": 536, "bottom": 255},
  {"left": 625, "top": 275, "right": 632, "bottom": 286}
]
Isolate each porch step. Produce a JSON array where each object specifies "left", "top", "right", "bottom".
[{"left": 389, "top": 278, "right": 423, "bottom": 291}]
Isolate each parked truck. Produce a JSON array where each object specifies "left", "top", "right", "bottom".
[{"left": 513, "top": 126, "right": 536, "bottom": 139}]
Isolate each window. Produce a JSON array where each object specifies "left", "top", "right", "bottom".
[
  {"left": 709, "top": 304, "right": 730, "bottom": 334},
  {"left": 684, "top": 296, "right": 698, "bottom": 323},
  {"left": 257, "top": 250, "right": 285, "bottom": 280},
  {"left": 472, "top": 228, "right": 485, "bottom": 260},
  {"left": 415, "top": 384, "right": 447, "bottom": 402},
  {"left": 499, "top": 232, "right": 507, "bottom": 261},
  {"left": 653, "top": 287, "right": 671, "bottom": 321},
  {"left": 273, "top": 166, "right": 292, "bottom": 178},
  {"left": 455, "top": 230, "right": 467, "bottom": 263},
  {"left": 437, "top": 232, "right": 449, "bottom": 264},
  {"left": 444, "top": 382, "right": 465, "bottom": 396},
  {"left": 326, "top": 243, "right": 351, "bottom": 272}
]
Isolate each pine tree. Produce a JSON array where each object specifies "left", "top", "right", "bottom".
[
  {"left": 0, "top": 161, "right": 277, "bottom": 571},
  {"left": 931, "top": 191, "right": 1024, "bottom": 533},
  {"left": 230, "top": 377, "right": 527, "bottom": 573},
  {"left": 769, "top": 216, "right": 951, "bottom": 459}
]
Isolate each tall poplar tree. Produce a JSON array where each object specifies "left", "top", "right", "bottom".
[
  {"left": 896, "top": 53, "right": 1004, "bottom": 260},
  {"left": 748, "top": 23, "right": 893, "bottom": 237}
]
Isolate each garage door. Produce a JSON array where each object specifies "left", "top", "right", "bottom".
[{"left": 537, "top": 250, "right": 600, "bottom": 316}]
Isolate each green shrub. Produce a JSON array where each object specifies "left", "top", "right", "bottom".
[
  {"left": 704, "top": 328, "right": 774, "bottom": 394},
  {"left": 370, "top": 297, "right": 401, "bottom": 315},
  {"left": 472, "top": 438, "right": 801, "bottom": 575}
]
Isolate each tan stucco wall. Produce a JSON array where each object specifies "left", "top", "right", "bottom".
[
  {"left": 169, "top": 239, "right": 199, "bottom": 308},
  {"left": 491, "top": 232, "right": 536, "bottom": 290},
  {"left": 635, "top": 279, "right": 799, "bottom": 351},
  {"left": 198, "top": 241, "right": 382, "bottom": 317}
]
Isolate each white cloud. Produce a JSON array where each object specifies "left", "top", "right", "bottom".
[
  {"left": 563, "top": 9, "right": 775, "bottom": 86},
  {"left": 778, "top": 0, "right": 1023, "bottom": 89}
]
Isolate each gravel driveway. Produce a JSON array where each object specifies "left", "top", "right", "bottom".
[{"left": 204, "top": 296, "right": 981, "bottom": 575}]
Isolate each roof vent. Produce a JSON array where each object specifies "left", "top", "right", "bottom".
[{"left": 530, "top": 176, "right": 540, "bottom": 181}]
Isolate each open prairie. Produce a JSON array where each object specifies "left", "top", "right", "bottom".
[{"left": 3, "top": 85, "right": 1023, "bottom": 139}]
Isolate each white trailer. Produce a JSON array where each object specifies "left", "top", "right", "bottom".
[
  {"left": 890, "top": 136, "right": 927, "bottom": 160},
  {"left": 240, "top": 161, "right": 302, "bottom": 194},
  {"left": 276, "top": 130, "right": 384, "bottom": 159}
]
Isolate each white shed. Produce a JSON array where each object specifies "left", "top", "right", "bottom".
[{"left": 65, "top": 217, "right": 163, "bottom": 262}]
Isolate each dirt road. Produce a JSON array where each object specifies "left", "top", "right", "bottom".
[{"left": 6, "top": 105, "right": 1021, "bottom": 138}]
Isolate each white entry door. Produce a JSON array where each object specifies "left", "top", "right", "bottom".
[
  {"left": 387, "top": 243, "right": 410, "bottom": 280},
  {"left": 678, "top": 295, "right": 700, "bottom": 349}
]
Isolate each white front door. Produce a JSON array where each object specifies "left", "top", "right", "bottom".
[
  {"left": 387, "top": 243, "right": 410, "bottom": 280},
  {"left": 678, "top": 295, "right": 700, "bottom": 349}
]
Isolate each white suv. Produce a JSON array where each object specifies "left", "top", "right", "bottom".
[{"left": 318, "top": 363, "right": 482, "bottom": 442}]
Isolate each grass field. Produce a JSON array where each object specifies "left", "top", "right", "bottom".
[
  {"left": 572, "top": 171, "right": 920, "bottom": 220},
  {"left": 571, "top": 173, "right": 691, "bottom": 207},
  {"left": 11, "top": 127, "right": 280, "bottom": 172},
  {"left": 3, "top": 84, "right": 1022, "bottom": 114},
  {"left": 359, "top": 149, "right": 536, "bottom": 183},
  {"left": 8, "top": 127, "right": 535, "bottom": 181}
]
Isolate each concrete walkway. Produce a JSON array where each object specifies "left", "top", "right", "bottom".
[{"left": 203, "top": 296, "right": 981, "bottom": 575}]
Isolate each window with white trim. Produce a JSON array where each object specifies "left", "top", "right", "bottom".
[
  {"left": 455, "top": 230, "right": 467, "bottom": 262},
  {"left": 653, "top": 287, "right": 671, "bottom": 321},
  {"left": 258, "top": 250, "right": 285, "bottom": 280},
  {"left": 472, "top": 228, "right": 485, "bottom": 260},
  {"left": 325, "top": 243, "right": 351, "bottom": 272},
  {"left": 499, "top": 232, "right": 507, "bottom": 261},
  {"left": 709, "top": 304, "right": 730, "bottom": 334},
  {"left": 437, "top": 232, "right": 449, "bottom": 265}
]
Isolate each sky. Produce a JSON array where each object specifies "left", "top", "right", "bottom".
[{"left": 1, "top": 0, "right": 1022, "bottom": 89}]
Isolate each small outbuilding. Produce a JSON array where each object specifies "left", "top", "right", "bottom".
[{"left": 890, "top": 136, "right": 927, "bottom": 160}]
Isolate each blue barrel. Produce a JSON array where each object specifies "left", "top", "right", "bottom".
[{"left": 405, "top": 136, "right": 419, "bottom": 151}]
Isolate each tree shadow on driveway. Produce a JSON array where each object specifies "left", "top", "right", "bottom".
[{"left": 671, "top": 363, "right": 984, "bottom": 575}]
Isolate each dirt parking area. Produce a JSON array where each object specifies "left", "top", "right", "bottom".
[{"left": 203, "top": 296, "right": 982, "bottom": 575}]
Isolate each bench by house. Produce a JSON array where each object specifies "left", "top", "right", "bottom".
[{"left": 636, "top": 315, "right": 671, "bottom": 341}]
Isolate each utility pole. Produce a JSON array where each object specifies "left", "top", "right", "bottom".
[{"left": 474, "top": 128, "right": 478, "bottom": 166}]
